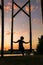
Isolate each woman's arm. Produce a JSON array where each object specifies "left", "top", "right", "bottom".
[
  {"left": 23, "top": 41, "right": 30, "bottom": 44},
  {"left": 13, "top": 41, "right": 18, "bottom": 43}
]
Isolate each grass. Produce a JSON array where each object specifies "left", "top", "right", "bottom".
[{"left": 0, "top": 55, "right": 43, "bottom": 65}]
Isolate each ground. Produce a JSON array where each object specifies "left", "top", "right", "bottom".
[{"left": 0, "top": 55, "right": 43, "bottom": 65}]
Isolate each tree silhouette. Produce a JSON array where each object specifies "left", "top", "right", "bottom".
[{"left": 37, "top": 35, "right": 43, "bottom": 54}]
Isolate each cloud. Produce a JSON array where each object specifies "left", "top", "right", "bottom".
[
  {"left": 6, "top": 31, "right": 16, "bottom": 35},
  {"left": 25, "top": 5, "right": 38, "bottom": 13},
  {"left": 4, "top": 2, "right": 12, "bottom": 12},
  {"left": 25, "top": 6, "right": 29, "bottom": 12},
  {"left": 4, "top": 6, "right": 11, "bottom": 12},
  {"left": 13, "top": 4, "right": 18, "bottom": 10},
  {"left": 32, "top": 18, "right": 41, "bottom": 24},
  {"left": 4, "top": 2, "right": 18, "bottom": 12},
  {"left": 6, "top": 30, "right": 29, "bottom": 36},
  {"left": 6, "top": 31, "right": 11, "bottom": 35},
  {"left": 4, "top": 2, "right": 38, "bottom": 13},
  {"left": 31, "top": 5, "right": 38, "bottom": 11},
  {"left": 31, "top": 5, "right": 35, "bottom": 11}
]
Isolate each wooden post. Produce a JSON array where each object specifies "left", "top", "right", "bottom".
[
  {"left": 11, "top": 0, "right": 14, "bottom": 53},
  {"left": 1, "top": 0, "right": 4, "bottom": 57},
  {"left": 0, "top": 5, "right": 2, "bottom": 9},
  {"left": 41, "top": 0, "right": 43, "bottom": 21},
  {"left": 29, "top": 0, "right": 32, "bottom": 52}
]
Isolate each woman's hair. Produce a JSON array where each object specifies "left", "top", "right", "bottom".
[{"left": 20, "top": 36, "right": 24, "bottom": 40}]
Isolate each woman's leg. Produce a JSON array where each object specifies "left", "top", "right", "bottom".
[{"left": 21, "top": 47, "right": 24, "bottom": 56}]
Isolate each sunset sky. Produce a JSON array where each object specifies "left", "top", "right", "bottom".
[{"left": 0, "top": 0, "right": 43, "bottom": 50}]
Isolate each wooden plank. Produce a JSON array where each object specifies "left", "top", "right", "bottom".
[
  {"left": 0, "top": 5, "right": 2, "bottom": 9},
  {"left": 29, "top": 0, "right": 32, "bottom": 52},
  {"left": 1, "top": 0, "right": 4, "bottom": 57}
]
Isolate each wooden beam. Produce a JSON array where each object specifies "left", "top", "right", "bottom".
[
  {"left": 29, "top": 0, "right": 32, "bottom": 52},
  {"left": 11, "top": 0, "right": 14, "bottom": 53},
  {"left": 13, "top": 1, "right": 30, "bottom": 17},
  {"left": 0, "top": 5, "right": 2, "bottom": 9},
  {"left": 41, "top": 0, "right": 43, "bottom": 22},
  {"left": 1, "top": 0, "right": 4, "bottom": 57}
]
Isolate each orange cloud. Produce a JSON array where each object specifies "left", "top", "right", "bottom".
[
  {"left": 31, "top": 5, "right": 38, "bottom": 11},
  {"left": 4, "top": 6, "right": 11, "bottom": 12},
  {"left": 25, "top": 6, "right": 29, "bottom": 12},
  {"left": 6, "top": 31, "right": 11, "bottom": 35},
  {"left": 4, "top": 2, "right": 12, "bottom": 12},
  {"left": 25, "top": 5, "right": 38, "bottom": 12},
  {"left": 4, "top": 4, "right": 18, "bottom": 12},
  {"left": 6, "top": 31, "right": 17, "bottom": 35},
  {"left": 31, "top": 5, "right": 35, "bottom": 11},
  {"left": 4, "top": 2, "right": 38, "bottom": 13},
  {"left": 13, "top": 4, "right": 18, "bottom": 10},
  {"left": 6, "top": 30, "right": 29, "bottom": 36}
]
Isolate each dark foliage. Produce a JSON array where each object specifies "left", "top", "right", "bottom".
[{"left": 37, "top": 35, "right": 43, "bottom": 54}]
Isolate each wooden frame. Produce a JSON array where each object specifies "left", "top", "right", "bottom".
[{"left": 11, "top": 0, "right": 32, "bottom": 53}]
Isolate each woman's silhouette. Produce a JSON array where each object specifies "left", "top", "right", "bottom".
[{"left": 13, "top": 36, "right": 30, "bottom": 56}]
